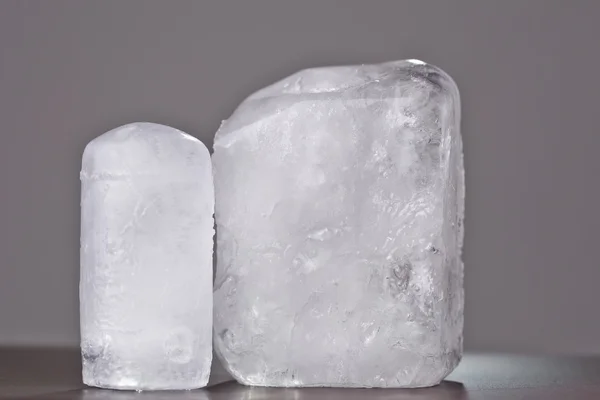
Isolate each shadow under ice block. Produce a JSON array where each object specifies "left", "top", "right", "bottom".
[
  {"left": 213, "top": 60, "right": 464, "bottom": 388},
  {"left": 80, "top": 122, "right": 214, "bottom": 390}
]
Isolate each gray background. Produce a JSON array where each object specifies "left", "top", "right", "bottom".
[{"left": 0, "top": 0, "right": 598, "bottom": 354}]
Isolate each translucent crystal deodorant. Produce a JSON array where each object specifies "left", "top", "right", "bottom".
[
  {"left": 213, "top": 60, "right": 463, "bottom": 388},
  {"left": 80, "top": 123, "right": 214, "bottom": 390}
]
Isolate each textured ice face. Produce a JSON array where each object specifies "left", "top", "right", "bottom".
[
  {"left": 213, "top": 60, "right": 464, "bottom": 388},
  {"left": 80, "top": 123, "right": 214, "bottom": 390}
]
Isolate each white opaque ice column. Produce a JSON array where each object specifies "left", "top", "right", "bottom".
[{"left": 80, "top": 122, "right": 214, "bottom": 390}]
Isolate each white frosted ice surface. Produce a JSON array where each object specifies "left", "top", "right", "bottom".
[
  {"left": 80, "top": 122, "right": 214, "bottom": 390},
  {"left": 213, "top": 60, "right": 464, "bottom": 388}
]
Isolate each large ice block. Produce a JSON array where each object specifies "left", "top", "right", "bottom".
[
  {"left": 80, "top": 122, "right": 214, "bottom": 390},
  {"left": 213, "top": 60, "right": 464, "bottom": 388}
]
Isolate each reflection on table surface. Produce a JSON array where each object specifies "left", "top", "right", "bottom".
[{"left": 38, "top": 380, "right": 467, "bottom": 400}]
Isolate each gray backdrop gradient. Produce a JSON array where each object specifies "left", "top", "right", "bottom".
[{"left": 1, "top": 0, "right": 599, "bottom": 354}]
